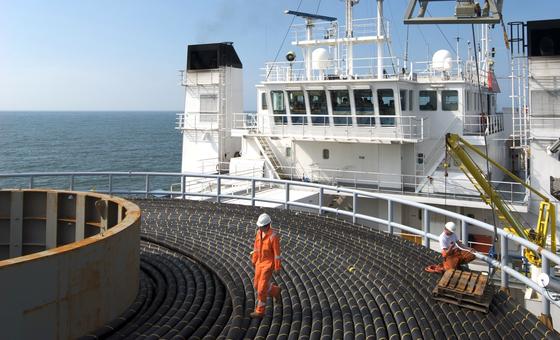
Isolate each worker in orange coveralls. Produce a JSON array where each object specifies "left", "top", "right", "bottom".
[
  {"left": 440, "top": 221, "right": 476, "bottom": 270},
  {"left": 250, "top": 213, "right": 282, "bottom": 318}
]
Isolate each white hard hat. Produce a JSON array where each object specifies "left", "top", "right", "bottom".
[
  {"left": 256, "top": 213, "right": 272, "bottom": 227},
  {"left": 445, "top": 222, "right": 456, "bottom": 233}
]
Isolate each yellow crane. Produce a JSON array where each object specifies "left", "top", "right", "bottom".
[{"left": 445, "top": 133, "right": 556, "bottom": 266}]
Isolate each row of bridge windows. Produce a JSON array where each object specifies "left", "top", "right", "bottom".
[{"left": 262, "top": 89, "right": 459, "bottom": 126}]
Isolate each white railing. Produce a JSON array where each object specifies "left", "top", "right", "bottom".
[
  {"left": 164, "top": 160, "right": 526, "bottom": 205},
  {"left": 463, "top": 113, "right": 504, "bottom": 135},
  {"left": 272, "top": 166, "right": 526, "bottom": 205},
  {"left": 412, "top": 59, "right": 491, "bottom": 87},
  {"left": 176, "top": 112, "right": 222, "bottom": 131},
  {"left": 263, "top": 56, "right": 402, "bottom": 82},
  {"left": 291, "top": 18, "right": 389, "bottom": 43},
  {"left": 233, "top": 113, "right": 425, "bottom": 142},
  {"left": 262, "top": 56, "right": 493, "bottom": 86},
  {"left": 0, "top": 171, "right": 558, "bottom": 318}
]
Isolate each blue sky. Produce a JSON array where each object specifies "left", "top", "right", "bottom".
[{"left": 1, "top": 0, "right": 559, "bottom": 111}]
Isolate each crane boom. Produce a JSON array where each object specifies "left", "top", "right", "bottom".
[{"left": 445, "top": 133, "right": 556, "bottom": 266}]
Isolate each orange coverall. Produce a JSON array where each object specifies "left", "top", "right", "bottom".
[
  {"left": 443, "top": 247, "right": 476, "bottom": 270},
  {"left": 252, "top": 227, "right": 282, "bottom": 315}
]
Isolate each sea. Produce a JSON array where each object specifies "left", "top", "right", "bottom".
[{"left": 0, "top": 111, "right": 183, "bottom": 193}]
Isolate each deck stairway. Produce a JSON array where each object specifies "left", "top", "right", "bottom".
[
  {"left": 415, "top": 118, "right": 461, "bottom": 193},
  {"left": 254, "top": 136, "right": 290, "bottom": 180}
]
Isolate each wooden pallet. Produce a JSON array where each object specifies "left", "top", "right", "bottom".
[{"left": 432, "top": 269, "right": 494, "bottom": 313}]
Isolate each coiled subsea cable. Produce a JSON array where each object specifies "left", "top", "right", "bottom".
[{"left": 81, "top": 199, "right": 558, "bottom": 339}]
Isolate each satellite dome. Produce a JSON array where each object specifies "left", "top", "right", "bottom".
[
  {"left": 432, "top": 49, "right": 453, "bottom": 72},
  {"left": 312, "top": 48, "right": 331, "bottom": 70}
]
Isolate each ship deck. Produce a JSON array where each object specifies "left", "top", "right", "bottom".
[{"left": 83, "top": 199, "right": 557, "bottom": 339}]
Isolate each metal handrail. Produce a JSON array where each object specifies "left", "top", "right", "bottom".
[
  {"left": 263, "top": 56, "right": 402, "bottom": 82},
  {"left": 0, "top": 171, "right": 558, "bottom": 315},
  {"left": 270, "top": 165, "right": 526, "bottom": 204},
  {"left": 291, "top": 17, "right": 388, "bottom": 42},
  {"left": 463, "top": 113, "right": 504, "bottom": 135},
  {"left": 232, "top": 113, "right": 425, "bottom": 141}
]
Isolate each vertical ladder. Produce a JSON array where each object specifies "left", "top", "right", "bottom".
[
  {"left": 509, "top": 22, "right": 529, "bottom": 151},
  {"left": 218, "top": 67, "right": 227, "bottom": 171}
]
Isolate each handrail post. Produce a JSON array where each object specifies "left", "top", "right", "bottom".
[
  {"left": 511, "top": 182, "right": 513, "bottom": 203},
  {"left": 352, "top": 192, "right": 358, "bottom": 224},
  {"left": 461, "top": 219, "right": 468, "bottom": 245},
  {"left": 144, "top": 174, "right": 150, "bottom": 198},
  {"left": 181, "top": 176, "right": 186, "bottom": 199},
  {"left": 319, "top": 187, "right": 324, "bottom": 215},
  {"left": 500, "top": 235, "right": 509, "bottom": 291},
  {"left": 109, "top": 174, "right": 113, "bottom": 195},
  {"left": 216, "top": 177, "right": 221, "bottom": 203},
  {"left": 285, "top": 182, "right": 290, "bottom": 210},
  {"left": 542, "top": 255, "right": 551, "bottom": 318},
  {"left": 70, "top": 175, "right": 75, "bottom": 191},
  {"left": 251, "top": 178, "right": 256, "bottom": 206},
  {"left": 29, "top": 175, "right": 34, "bottom": 189},
  {"left": 387, "top": 200, "right": 393, "bottom": 234},
  {"left": 423, "top": 209, "right": 430, "bottom": 248}
]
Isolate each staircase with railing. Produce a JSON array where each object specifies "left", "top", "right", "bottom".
[
  {"left": 254, "top": 136, "right": 290, "bottom": 180},
  {"left": 415, "top": 118, "right": 461, "bottom": 192}
]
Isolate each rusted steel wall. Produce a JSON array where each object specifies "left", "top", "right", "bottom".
[{"left": 0, "top": 190, "right": 141, "bottom": 340}]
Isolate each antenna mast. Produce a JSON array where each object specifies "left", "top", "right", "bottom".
[
  {"left": 345, "top": 0, "right": 357, "bottom": 76},
  {"left": 377, "top": 0, "right": 384, "bottom": 79}
]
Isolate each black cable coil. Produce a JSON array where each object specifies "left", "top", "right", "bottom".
[{"left": 80, "top": 199, "right": 560, "bottom": 340}]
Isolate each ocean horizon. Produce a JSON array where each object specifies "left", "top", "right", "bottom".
[{"left": 0, "top": 111, "right": 183, "bottom": 191}]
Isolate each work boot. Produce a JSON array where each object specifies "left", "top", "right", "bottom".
[{"left": 250, "top": 311, "right": 264, "bottom": 318}]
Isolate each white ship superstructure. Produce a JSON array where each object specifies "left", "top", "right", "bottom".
[
  {"left": 178, "top": 43, "right": 243, "bottom": 174},
  {"left": 176, "top": 0, "right": 559, "bottom": 241},
  {"left": 524, "top": 19, "right": 560, "bottom": 221}
]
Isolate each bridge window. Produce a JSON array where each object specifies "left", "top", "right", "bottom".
[
  {"left": 409, "top": 90, "right": 413, "bottom": 111},
  {"left": 261, "top": 92, "right": 267, "bottom": 110},
  {"left": 323, "top": 149, "right": 330, "bottom": 159},
  {"left": 271, "top": 91, "right": 287, "bottom": 124},
  {"left": 442, "top": 90, "right": 459, "bottom": 111},
  {"left": 400, "top": 90, "right": 408, "bottom": 112},
  {"left": 466, "top": 91, "right": 471, "bottom": 111},
  {"left": 330, "top": 90, "right": 351, "bottom": 126},
  {"left": 354, "top": 89, "right": 375, "bottom": 126},
  {"left": 377, "top": 89, "right": 396, "bottom": 126},
  {"left": 308, "top": 90, "right": 329, "bottom": 126},
  {"left": 419, "top": 90, "right": 437, "bottom": 111},
  {"left": 288, "top": 91, "right": 307, "bottom": 125}
]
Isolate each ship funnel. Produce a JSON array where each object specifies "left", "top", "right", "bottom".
[{"left": 432, "top": 49, "right": 453, "bottom": 72}]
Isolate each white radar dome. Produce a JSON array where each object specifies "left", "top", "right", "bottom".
[
  {"left": 432, "top": 49, "right": 453, "bottom": 72},
  {"left": 312, "top": 48, "right": 331, "bottom": 70}
]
